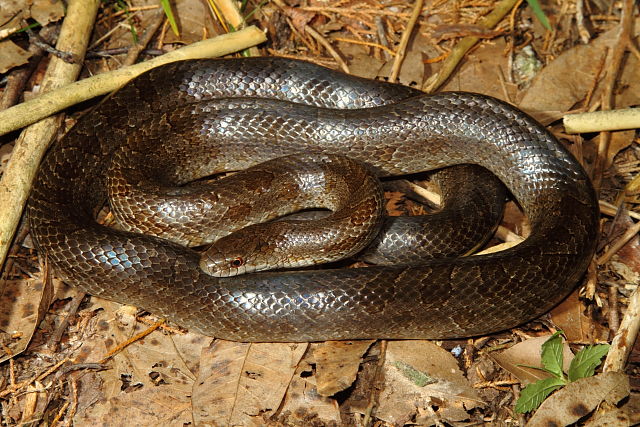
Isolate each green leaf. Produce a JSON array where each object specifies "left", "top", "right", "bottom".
[
  {"left": 525, "top": 0, "right": 551, "bottom": 30},
  {"left": 540, "top": 331, "right": 565, "bottom": 378},
  {"left": 159, "top": 0, "right": 179, "bottom": 36},
  {"left": 515, "top": 376, "right": 565, "bottom": 413},
  {"left": 567, "top": 344, "right": 610, "bottom": 382}
]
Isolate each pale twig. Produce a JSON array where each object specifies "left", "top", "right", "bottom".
[
  {"left": 599, "top": 200, "right": 640, "bottom": 221},
  {"left": 0, "top": 0, "right": 100, "bottom": 276},
  {"left": 389, "top": 0, "right": 423, "bottom": 82},
  {"left": 0, "top": 27, "right": 266, "bottom": 137},
  {"left": 211, "top": 0, "right": 262, "bottom": 57},
  {"left": 603, "top": 284, "right": 640, "bottom": 372},
  {"left": 305, "top": 25, "right": 350, "bottom": 73},
  {"left": 212, "top": 0, "right": 245, "bottom": 29},
  {"left": 564, "top": 108, "right": 640, "bottom": 134},
  {"left": 592, "top": 0, "right": 635, "bottom": 191},
  {"left": 597, "top": 220, "right": 640, "bottom": 265}
]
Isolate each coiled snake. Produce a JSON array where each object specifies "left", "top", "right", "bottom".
[{"left": 28, "top": 57, "right": 599, "bottom": 342}]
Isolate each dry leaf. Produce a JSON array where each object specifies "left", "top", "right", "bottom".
[
  {"left": 193, "top": 340, "right": 307, "bottom": 426},
  {"left": 527, "top": 371, "right": 630, "bottom": 427},
  {"left": 28, "top": 0, "right": 65, "bottom": 25},
  {"left": 73, "top": 300, "right": 205, "bottom": 425},
  {"left": 0, "top": 40, "right": 32, "bottom": 74},
  {"left": 278, "top": 356, "right": 341, "bottom": 424},
  {"left": 0, "top": 0, "right": 26, "bottom": 39},
  {"left": 162, "top": 0, "right": 218, "bottom": 44},
  {"left": 313, "top": 340, "right": 374, "bottom": 396},
  {"left": 374, "top": 341, "right": 483, "bottom": 425},
  {"left": 584, "top": 408, "right": 631, "bottom": 427},
  {"left": 0, "top": 0, "right": 63, "bottom": 73},
  {"left": 377, "top": 31, "right": 433, "bottom": 86},
  {"left": 491, "top": 336, "right": 574, "bottom": 384},
  {"left": 550, "top": 289, "right": 608, "bottom": 343},
  {"left": 606, "top": 130, "right": 635, "bottom": 169},
  {"left": 442, "top": 38, "right": 514, "bottom": 102},
  {"left": 339, "top": 41, "right": 385, "bottom": 79},
  {"left": 0, "top": 278, "right": 53, "bottom": 362},
  {"left": 280, "top": 6, "right": 316, "bottom": 35},
  {"left": 519, "top": 18, "right": 640, "bottom": 122}
]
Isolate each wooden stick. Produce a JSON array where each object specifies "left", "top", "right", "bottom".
[
  {"left": 389, "top": 0, "right": 423, "bottom": 82},
  {"left": 563, "top": 108, "right": 640, "bottom": 133},
  {"left": 0, "top": 26, "right": 266, "bottom": 137},
  {"left": 603, "top": 284, "right": 640, "bottom": 372},
  {"left": 0, "top": 0, "right": 100, "bottom": 273}
]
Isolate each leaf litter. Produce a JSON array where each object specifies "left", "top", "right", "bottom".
[{"left": 1, "top": 0, "right": 640, "bottom": 425}]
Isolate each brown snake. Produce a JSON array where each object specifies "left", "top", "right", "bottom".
[{"left": 28, "top": 57, "right": 599, "bottom": 342}]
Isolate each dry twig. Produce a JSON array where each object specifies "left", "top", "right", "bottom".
[
  {"left": 389, "top": 0, "right": 423, "bottom": 82},
  {"left": 592, "top": 0, "right": 635, "bottom": 191},
  {"left": 0, "top": 0, "right": 100, "bottom": 276}
]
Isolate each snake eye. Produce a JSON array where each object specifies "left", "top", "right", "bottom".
[{"left": 230, "top": 257, "right": 244, "bottom": 268}]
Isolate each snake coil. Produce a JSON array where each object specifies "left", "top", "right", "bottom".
[{"left": 28, "top": 58, "right": 599, "bottom": 342}]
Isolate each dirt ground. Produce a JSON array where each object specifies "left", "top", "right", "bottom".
[{"left": 0, "top": 0, "right": 639, "bottom": 425}]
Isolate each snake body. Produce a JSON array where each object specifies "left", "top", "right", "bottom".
[{"left": 28, "top": 57, "right": 599, "bottom": 342}]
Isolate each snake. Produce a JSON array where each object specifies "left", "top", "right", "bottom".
[{"left": 27, "top": 57, "right": 599, "bottom": 342}]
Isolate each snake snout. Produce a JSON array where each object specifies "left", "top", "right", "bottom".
[{"left": 199, "top": 245, "right": 249, "bottom": 277}]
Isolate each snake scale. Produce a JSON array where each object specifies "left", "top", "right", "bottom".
[{"left": 28, "top": 57, "right": 599, "bottom": 342}]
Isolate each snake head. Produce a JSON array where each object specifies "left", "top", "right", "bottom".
[{"left": 199, "top": 230, "right": 272, "bottom": 277}]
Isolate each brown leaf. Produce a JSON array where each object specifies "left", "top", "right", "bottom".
[
  {"left": 528, "top": 372, "right": 630, "bottom": 427},
  {"left": 441, "top": 38, "right": 516, "bottom": 102},
  {"left": 28, "top": 0, "right": 65, "bottom": 26},
  {"left": 377, "top": 31, "right": 433, "bottom": 86},
  {"left": 313, "top": 340, "right": 374, "bottom": 396},
  {"left": 606, "top": 130, "right": 635, "bottom": 169},
  {"left": 342, "top": 48, "right": 385, "bottom": 79},
  {"left": 193, "top": 340, "right": 307, "bottom": 426},
  {"left": 550, "top": 289, "right": 608, "bottom": 343},
  {"left": 492, "top": 336, "right": 574, "bottom": 384},
  {"left": 519, "top": 18, "right": 640, "bottom": 123},
  {"left": 374, "top": 341, "right": 483, "bottom": 425},
  {"left": 278, "top": 354, "right": 341, "bottom": 424},
  {"left": 584, "top": 407, "right": 631, "bottom": 427},
  {"left": 0, "top": 278, "right": 54, "bottom": 362},
  {"left": 0, "top": 40, "right": 31, "bottom": 74},
  {"left": 74, "top": 301, "right": 205, "bottom": 425}
]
